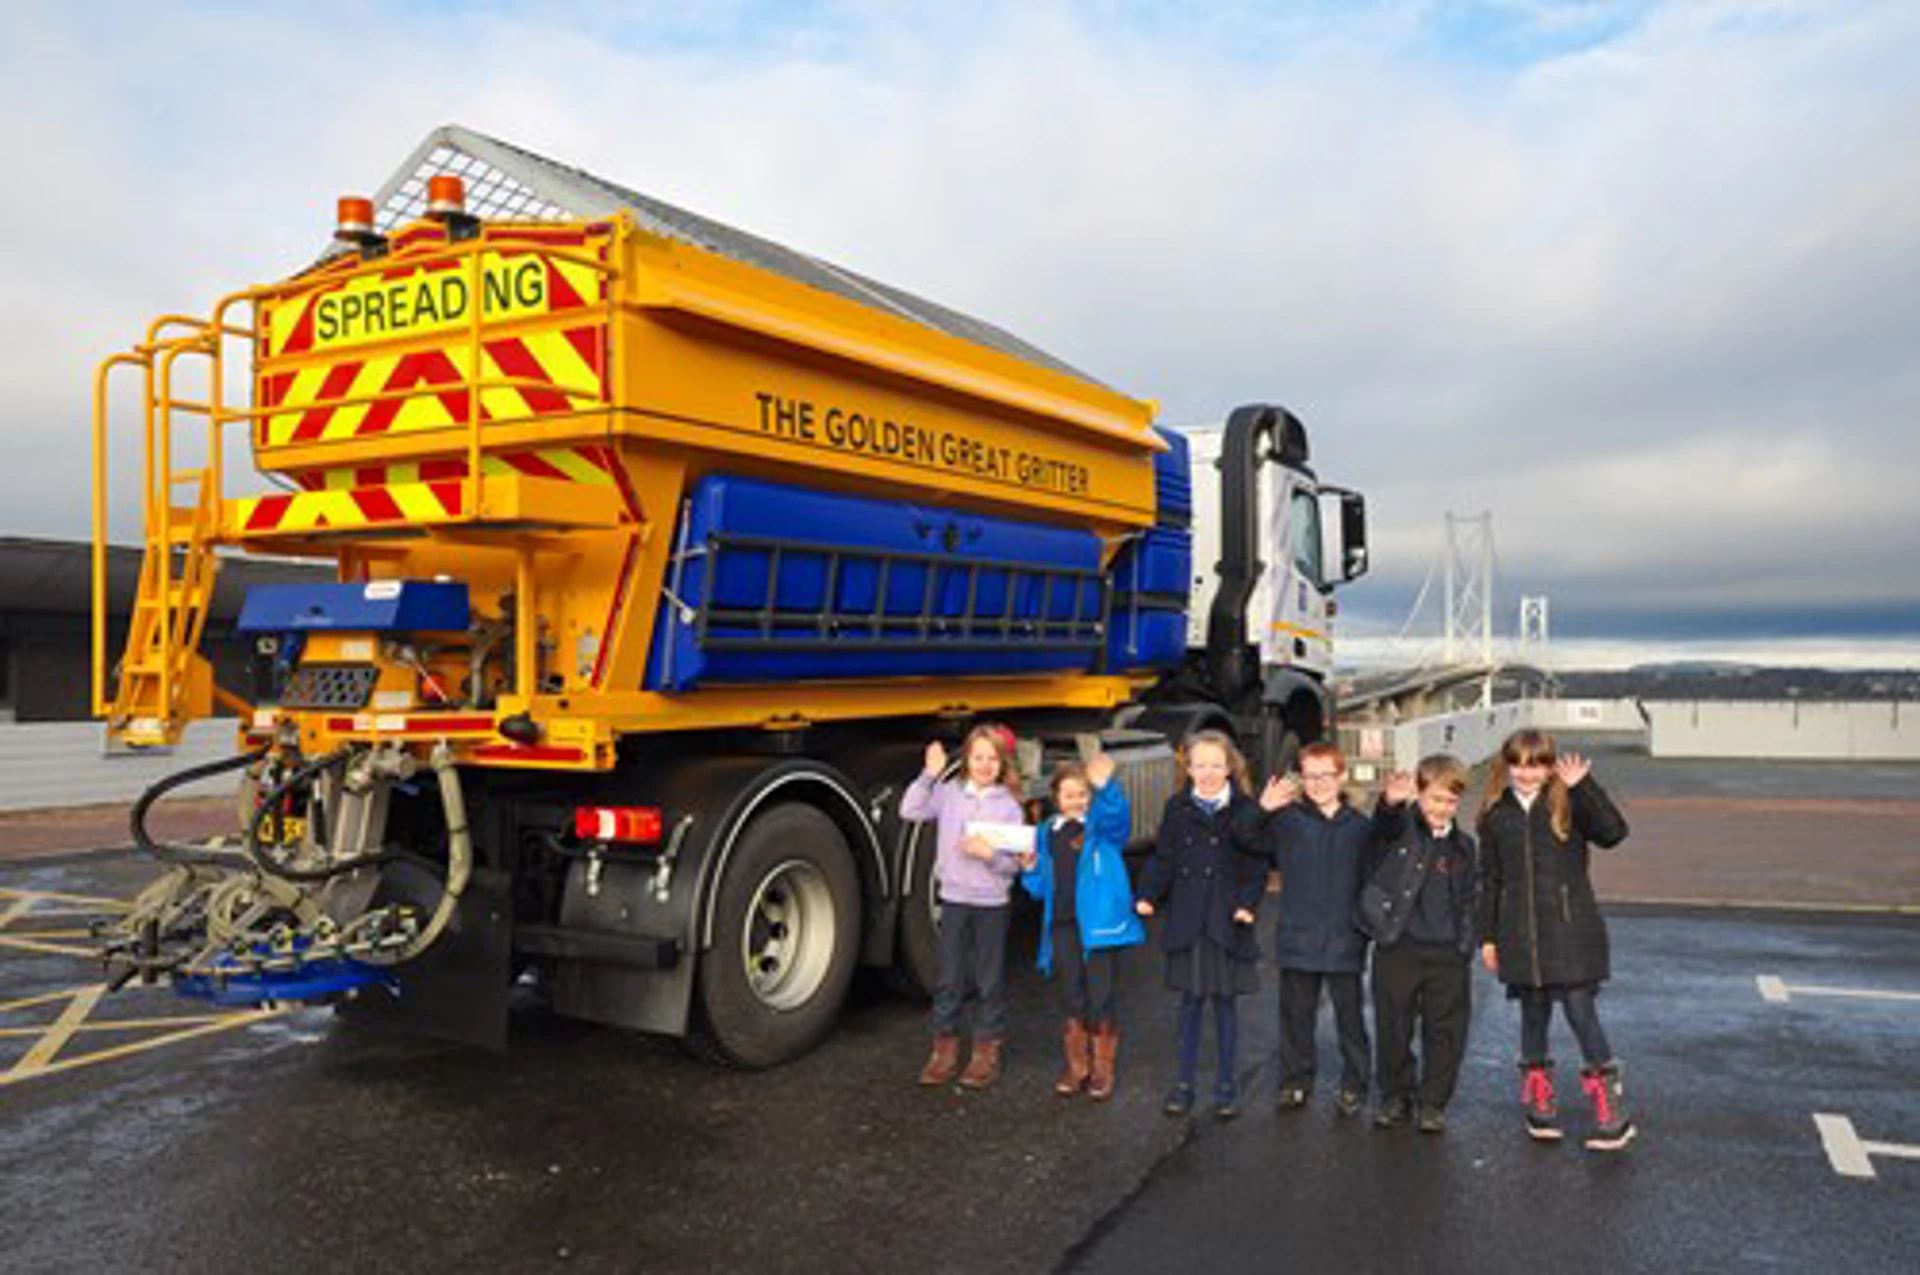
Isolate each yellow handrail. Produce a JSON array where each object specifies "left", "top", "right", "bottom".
[
  {"left": 92, "top": 219, "right": 621, "bottom": 732},
  {"left": 92, "top": 352, "right": 148, "bottom": 716}
]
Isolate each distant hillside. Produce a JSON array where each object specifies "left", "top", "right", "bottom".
[{"left": 1555, "top": 665, "right": 1920, "bottom": 701}]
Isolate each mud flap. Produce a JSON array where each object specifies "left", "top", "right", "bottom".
[{"left": 338, "top": 865, "right": 513, "bottom": 1050}]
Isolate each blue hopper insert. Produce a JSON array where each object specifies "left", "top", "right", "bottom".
[{"left": 646, "top": 476, "right": 1111, "bottom": 690}]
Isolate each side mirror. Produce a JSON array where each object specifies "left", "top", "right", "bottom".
[
  {"left": 1319, "top": 486, "right": 1368, "bottom": 583},
  {"left": 1340, "top": 491, "right": 1368, "bottom": 581}
]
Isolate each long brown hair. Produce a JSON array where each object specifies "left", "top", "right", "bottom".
[
  {"left": 1479, "top": 729, "right": 1571, "bottom": 840},
  {"left": 1178, "top": 729, "right": 1252, "bottom": 795},
  {"left": 960, "top": 722, "right": 1021, "bottom": 795}
]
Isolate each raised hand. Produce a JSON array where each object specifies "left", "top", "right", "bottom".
[
  {"left": 1259, "top": 774, "right": 1300, "bottom": 812},
  {"left": 1554, "top": 753, "right": 1591, "bottom": 788},
  {"left": 924, "top": 740, "right": 948, "bottom": 777},
  {"left": 1382, "top": 770, "right": 1416, "bottom": 805},
  {"left": 1086, "top": 754, "right": 1116, "bottom": 788}
]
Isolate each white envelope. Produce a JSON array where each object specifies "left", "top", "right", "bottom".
[{"left": 964, "top": 820, "right": 1036, "bottom": 853}]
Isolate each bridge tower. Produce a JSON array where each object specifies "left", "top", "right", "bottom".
[{"left": 1443, "top": 512, "right": 1496, "bottom": 702}]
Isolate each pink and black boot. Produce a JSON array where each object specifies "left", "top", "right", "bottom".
[
  {"left": 1580, "top": 1061, "right": 1636, "bottom": 1152},
  {"left": 1520, "top": 1060, "right": 1562, "bottom": 1143}
]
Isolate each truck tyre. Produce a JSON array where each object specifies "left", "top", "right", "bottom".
[
  {"left": 690, "top": 803, "right": 861, "bottom": 1068},
  {"left": 1260, "top": 719, "right": 1302, "bottom": 783},
  {"left": 889, "top": 826, "right": 941, "bottom": 998}
]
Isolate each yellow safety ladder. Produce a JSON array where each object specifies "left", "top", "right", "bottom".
[{"left": 95, "top": 317, "right": 249, "bottom": 747}]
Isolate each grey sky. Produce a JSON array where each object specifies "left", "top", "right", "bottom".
[{"left": 1, "top": 1, "right": 1915, "bottom": 642}]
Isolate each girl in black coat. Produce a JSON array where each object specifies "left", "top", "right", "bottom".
[
  {"left": 1136, "top": 731, "right": 1267, "bottom": 1120},
  {"left": 1476, "top": 729, "right": 1634, "bottom": 1151}
]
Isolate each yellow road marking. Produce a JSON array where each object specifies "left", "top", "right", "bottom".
[
  {"left": 8, "top": 984, "right": 105, "bottom": 1078},
  {"left": 0, "top": 982, "right": 288, "bottom": 1088},
  {"left": 0, "top": 987, "right": 91, "bottom": 1015},
  {"left": 0, "top": 1014, "right": 231, "bottom": 1037},
  {"left": 0, "top": 886, "right": 130, "bottom": 913},
  {"left": 0, "top": 935, "right": 94, "bottom": 958},
  {"left": 0, "top": 889, "right": 298, "bottom": 1087},
  {"left": 8, "top": 1009, "right": 285, "bottom": 1084}
]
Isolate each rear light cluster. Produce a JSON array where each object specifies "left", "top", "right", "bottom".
[{"left": 575, "top": 806, "right": 664, "bottom": 845}]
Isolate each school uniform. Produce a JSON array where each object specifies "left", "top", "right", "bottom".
[
  {"left": 1245, "top": 797, "right": 1392, "bottom": 1099},
  {"left": 1137, "top": 786, "right": 1266, "bottom": 1106},
  {"left": 1362, "top": 805, "right": 1478, "bottom": 1114}
]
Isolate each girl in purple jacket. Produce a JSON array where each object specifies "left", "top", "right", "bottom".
[{"left": 900, "top": 724, "right": 1027, "bottom": 1089}]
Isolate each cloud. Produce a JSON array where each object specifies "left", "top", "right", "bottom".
[{"left": 1, "top": 0, "right": 1915, "bottom": 643}]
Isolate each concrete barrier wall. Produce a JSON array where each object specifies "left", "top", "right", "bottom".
[
  {"left": 0, "top": 721, "right": 241, "bottom": 812},
  {"left": 1340, "top": 697, "right": 1646, "bottom": 777},
  {"left": 1532, "top": 697, "right": 1649, "bottom": 733},
  {"left": 1645, "top": 700, "right": 1920, "bottom": 760}
]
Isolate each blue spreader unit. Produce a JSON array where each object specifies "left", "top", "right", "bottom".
[
  {"left": 174, "top": 946, "right": 395, "bottom": 1008},
  {"left": 236, "top": 581, "right": 471, "bottom": 634},
  {"left": 1107, "top": 525, "right": 1193, "bottom": 670},
  {"left": 1152, "top": 427, "right": 1192, "bottom": 527},
  {"left": 647, "top": 476, "right": 1109, "bottom": 690}
]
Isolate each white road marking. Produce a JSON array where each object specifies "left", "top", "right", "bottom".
[
  {"left": 1756, "top": 975, "right": 1920, "bottom": 1006},
  {"left": 1816, "top": 1113, "right": 1920, "bottom": 1180}
]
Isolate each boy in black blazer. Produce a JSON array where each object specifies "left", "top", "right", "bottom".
[{"left": 1359, "top": 753, "right": 1478, "bottom": 1134}]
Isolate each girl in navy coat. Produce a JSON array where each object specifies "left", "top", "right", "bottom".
[
  {"left": 1135, "top": 730, "right": 1267, "bottom": 1119},
  {"left": 1019, "top": 752, "right": 1144, "bottom": 1100}
]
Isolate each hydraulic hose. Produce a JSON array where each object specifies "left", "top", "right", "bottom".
[
  {"left": 360, "top": 742, "right": 471, "bottom": 966},
  {"left": 243, "top": 748, "right": 402, "bottom": 883},
  {"left": 130, "top": 748, "right": 266, "bottom": 866}
]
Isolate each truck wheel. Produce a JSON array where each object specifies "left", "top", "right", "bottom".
[
  {"left": 889, "top": 825, "right": 941, "bottom": 998},
  {"left": 691, "top": 803, "right": 860, "bottom": 1068},
  {"left": 1260, "top": 719, "right": 1302, "bottom": 782}
]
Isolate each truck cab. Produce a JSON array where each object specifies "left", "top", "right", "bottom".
[{"left": 1183, "top": 407, "right": 1368, "bottom": 762}]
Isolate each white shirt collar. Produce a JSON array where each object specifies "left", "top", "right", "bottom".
[
  {"left": 1193, "top": 788, "right": 1229, "bottom": 811},
  {"left": 1051, "top": 813, "right": 1084, "bottom": 831},
  {"left": 1515, "top": 789, "right": 1538, "bottom": 812}
]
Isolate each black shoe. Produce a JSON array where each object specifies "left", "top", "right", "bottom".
[
  {"left": 1213, "top": 1087, "right": 1240, "bottom": 1121},
  {"left": 1335, "top": 1088, "right": 1364, "bottom": 1118},
  {"left": 1373, "top": 1097, "right": 1412, "bottom": 1129},
  {"left": 1276, "top": 1085, "right": 1309, "bottom": 1112},
  {"left": 1163, "top": 1083, "right": 1195, "bottom": 1118},
  {"left": 1417, "top": 1104, "right": 1447, "bottom": 1135}
]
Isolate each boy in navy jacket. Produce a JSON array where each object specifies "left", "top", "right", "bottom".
[{"left": 1243, "top": 742, "right": 1404, "bottom": 1116}]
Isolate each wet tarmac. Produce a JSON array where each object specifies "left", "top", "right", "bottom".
[{"left": 4, "top": 741, "right": 1918, "bottom": 1273}]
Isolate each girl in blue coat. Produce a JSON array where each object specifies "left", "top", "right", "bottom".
[{"left": 1019, "top": 752, "right": 1144, "bottom": 1100}]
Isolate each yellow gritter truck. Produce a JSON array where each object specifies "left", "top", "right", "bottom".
[{"left": 91, "top": 126, "right": 1368, "bottom": 1065}]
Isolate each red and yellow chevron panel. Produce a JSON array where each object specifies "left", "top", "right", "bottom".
[
  {"left": 256, "top": 240, "right": 610, "bottom": 448},
  {"left": 233, "top": 479, "right": 466, "bottom": 536},
  {"left": 228, "top": 453, "right": 629, "bottom": 539},
  {"left": 283, "top": 446, "right": 622, "bottom": 492}
]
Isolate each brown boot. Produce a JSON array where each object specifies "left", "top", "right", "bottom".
[
  {"left": 919, "top": 1033, "right": 962, "bottom": 1086},
  {"left": 1055, "top": 1020, "right": 1091, "bottom": 1096},
  {"left": 1086, "top": 1024, "right": 1119, "bottom": 1101},
  {"left": 958, "top": 1036, "right": 1003, "bottom": 1089}
]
